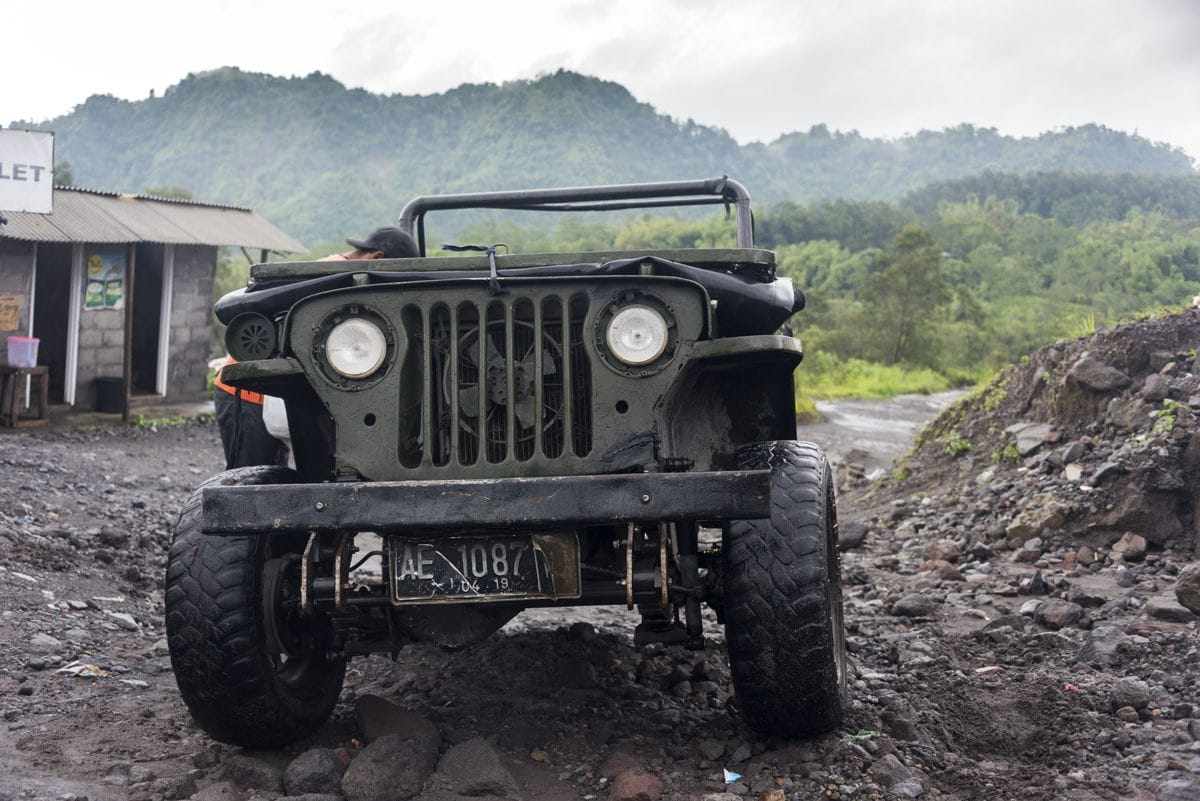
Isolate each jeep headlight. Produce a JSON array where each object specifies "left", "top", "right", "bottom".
[
  {"left": 606, "top": 304, "right": 669, "bottom": 366},
  {"left": 326, "top": 318, "right": 387, "bottom": 379}
]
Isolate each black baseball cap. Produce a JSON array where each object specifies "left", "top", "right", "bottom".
[{"left": 346, "top": 227, "right": 419, "bottom": 258}]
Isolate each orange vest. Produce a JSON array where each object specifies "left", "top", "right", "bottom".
[{"left": 214, "top": 357, "right": 264, "bottom": 405}]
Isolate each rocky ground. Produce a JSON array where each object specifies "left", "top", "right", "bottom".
[{"left": 2, "top": 311, "right": 1200, "bottom": 801}]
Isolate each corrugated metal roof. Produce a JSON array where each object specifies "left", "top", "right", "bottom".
[{"left": 0, "top": 187, "right": 305, "bottom": 252}]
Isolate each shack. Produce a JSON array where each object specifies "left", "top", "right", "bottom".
[{"left": 0, "top": 187, "right": 303, "bottom": 416}]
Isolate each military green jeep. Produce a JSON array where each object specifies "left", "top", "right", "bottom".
[{"left": 165, "top": 178, "right": 845, "bottom": 746}]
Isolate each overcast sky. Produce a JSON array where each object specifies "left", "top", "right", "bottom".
[{"left": 5, "top": 0, "right": 1199, "bottom": 162}]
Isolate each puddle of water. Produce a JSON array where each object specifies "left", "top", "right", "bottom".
[{"left": 800, "top": 390, "right": 967, "bottom": 472}]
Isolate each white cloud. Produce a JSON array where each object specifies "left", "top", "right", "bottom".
[{"left": 3, "top": 0, "right": 1198, "bottom": 161}]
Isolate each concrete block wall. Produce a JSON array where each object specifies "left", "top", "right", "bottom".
[
  {"left": 165, "top": 245, "right": 218, "bottom": 399},
  {"left": 0, "top": 240, "right": 35, "bottom": 365},
  {"left": 0, "top": 240, "right": 218, "bottom": 409},
  {"left": 75, "top": 306, "right": 125, "bottom": 409}
]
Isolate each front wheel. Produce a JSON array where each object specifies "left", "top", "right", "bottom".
[
  {"left": 164, "top": 467, "right": 346, "bottom": 747},
  {"left": 722, "top": 440, "right": 847, "bottom": 737}
]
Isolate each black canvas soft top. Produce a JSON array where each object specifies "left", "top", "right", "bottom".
[{"left": 216, "top": 254, "right": 805, "bottom": 336}]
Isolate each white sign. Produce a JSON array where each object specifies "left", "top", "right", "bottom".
[{"left": 0, "top": 129, "right": 54, "bottom": 214}]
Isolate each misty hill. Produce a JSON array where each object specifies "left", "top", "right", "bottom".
[{"left": 13, "top": 67, "right": 1196, "bottom": 246}]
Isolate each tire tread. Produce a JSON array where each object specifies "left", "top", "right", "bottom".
[
  {"left": 165, "top": 466, "right": 345, "bottom": 747},
  {"left": 724, "top": 440, "right": 846, "bottom": 737}
]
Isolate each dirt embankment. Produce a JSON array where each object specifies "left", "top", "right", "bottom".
[
  {"left": 2, "top": 307, "right": 1200, "bottom": 801},
  {"left": 868, "top": 308, "right": 1200, "bottom": 553}
]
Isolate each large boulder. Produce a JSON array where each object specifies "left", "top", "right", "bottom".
[
  {"left": 1034, "top": 599, "right": 1085, "bottom": 630},
  {"left": 354, "top": 694, "right": 441, "bottom": 745},
  {"left": 341, "top": 733, "right": 440, "bottom": 801},
  {"left": 1175, "top": 563, "right": 1200, "bottom": 613},
  {"left": 1005, "top": 496, "right": 1070, "bottom": 541},
  {"left": 1090, "top": 483, "right": 1185, "bottom": 546},
  {"left": 1005, "top": 422, "right": 1053, "bottom": 456},
  {"left": 436, "top": 737, "right": 520, "bottom": 798},
  {"left": 284, "top": 748, "right": 346, "bottom": 797},
  {"left": 609, "top": 769, "right": 664, "bottom": 801},
  {"left": 1068, "top": 353, "right": 1132, "bottom": 392},
  {"left": 224, "top": 754, "right": 284, "bottom": 792}
]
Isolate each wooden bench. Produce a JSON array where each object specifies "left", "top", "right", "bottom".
[{"left": 0, "top": 365, "right": 50, "bottom": 428}]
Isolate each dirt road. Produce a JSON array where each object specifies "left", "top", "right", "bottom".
[
  {"left": 797, "top": 391, "right": 966, "bottom": 476},
  {"left": 0, "top": 405, "right": 1195, "bottom": 801}
]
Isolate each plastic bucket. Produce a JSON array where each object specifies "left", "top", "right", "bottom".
[
  {"left": 6, "top": 336, "right": 39, "bottom": 368},
  {"left": 94, "top": 377, "right": 124, "bottom": 413}
]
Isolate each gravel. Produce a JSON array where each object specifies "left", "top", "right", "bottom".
[{"left": 2, "top": 317, "right": 1199, "bottom": 801}]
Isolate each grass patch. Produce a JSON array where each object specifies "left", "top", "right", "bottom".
[
  {"left": 942, "top": 431, "right": 972, "bottom": 457},
  {"left": 1152, "top": 398, "right": 1184, "bottom": 436},
  {"left": 991, "top": 443, "right": 1020, "bottom": 465},
  {"left": 794, "top": 351, "right": 980, "bottom": 416},
  {"left": 795, "top": 394, "right": 820, "bottom": 423},
  {"left": 798, "top": 352, "right": 953, "bottom": 399},
  {"left": 130, "top": 413, "right": 210, "bottom": 429}
]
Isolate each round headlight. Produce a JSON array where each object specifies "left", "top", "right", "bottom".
[
  {"left": 605, "top": 304, "right": 669, "bottom": 366},
  {"left": 326, "top": 318, "right": 387, "bottom": 379}
]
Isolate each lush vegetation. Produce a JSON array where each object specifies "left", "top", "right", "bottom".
[
  {"left": 792, "top": 354, "right": 955, "bottom": 421},
  {"left": 904, "top": 171, "right": 1200, "bottom": 225},
  {"left": 24, "top": 66, "right": 1197, "bottom": 409},
  {"left": 12, "top": 67, "right": 1195, "bottom": 246},
  {"left": 450, "top": 185, "right": 1200, "bottom": 410}
]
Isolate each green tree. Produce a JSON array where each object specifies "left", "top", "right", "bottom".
[
  {"left": 862, "top": 226, "right": 951, "bottom": 365},
  {"left": 53, "top": 160, "right": 73, "bottom": 186}
]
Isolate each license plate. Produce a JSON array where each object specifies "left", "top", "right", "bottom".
[{"left": 389, "top": 533, "right": 579, "bottom": 604}]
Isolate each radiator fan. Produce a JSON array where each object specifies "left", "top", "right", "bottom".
[{"left": 440, "top": 319, "right": 563, "bottom": 446}]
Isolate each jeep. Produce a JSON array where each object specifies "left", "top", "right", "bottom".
[{"left": 165, "top": 177, "right": 845, "bottom": 746}]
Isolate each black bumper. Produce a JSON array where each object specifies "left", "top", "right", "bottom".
[{"left": 199, "top": 470, "right": 772, "bottom": 534}]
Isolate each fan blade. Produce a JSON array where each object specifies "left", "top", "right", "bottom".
[
  {"left": 459, "top": 333, "right": 480, "bottom": 369},
  {"left": 459, "top": 386, "right": 480, "bottom": 417},
  {"left": 515, "top": 396, "right": 537, "bottom": 429},
  {"left": 519, "top": 345, "right": 558, "bottom": 377},
  {"left": 486, "top": 335, "right": 504, "bottom": 370}
]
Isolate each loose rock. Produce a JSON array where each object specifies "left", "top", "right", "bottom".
[
  {"left": 341, "top": 733, "right": 440, "bottom": 801},
  {"left": 1068, "top": 353, "right": 1132, "bottom": 391},
  {"left": 1175, "top": 563, "right": 1200, "bottom": 613},
  {"left": 284, "top": 748, "right": 346, "bottom": 797},
  {"left": 1110, "top": 677, "right": 1152, "bottom": 711},
  {"left": 1110, "top": 532, "right": 1148, "bottom": 563},
  {"left": 838, "top": 521, "right": 869, "bottom": 551},
  {"left": 609, "top": 769, "right": 664, "bottom": 801},
  {"left": 1034, "top": 599, "right": 1085, "bottom": 630},
  {"left": 224, "top": 753, "right": 284, "bottom": 792},
  {"left": 923, "top": 539, "right": 961, "bottom": 563},
  {"left": 891, "top": 594, "right": 938, "bottom": 618},
  {"left": 436, "top": 737, "right": 519, "bottom": 798},
  {"left": 1145, "top": 596, "right": 1195, "bottom": 623}
]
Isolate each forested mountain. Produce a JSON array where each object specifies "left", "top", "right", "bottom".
[
  {"left": 11, "top": 67, "right": 1195, "bottom": 246},
  {"left": 904, "top": 171, "right": 1200, "bottom": 225}
]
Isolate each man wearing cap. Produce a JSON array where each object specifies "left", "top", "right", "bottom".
[
  {"left": 320, "top": 226, "right": 419, "bottom": 261},
  {"left": 212, "top": 226, "right": 419, "bottom": 468}
]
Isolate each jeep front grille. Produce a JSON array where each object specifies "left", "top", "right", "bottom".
[{"left": 398, "top": 294, "right": 592, "bottom": 468}]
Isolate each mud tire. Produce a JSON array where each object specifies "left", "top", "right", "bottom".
[
  {"left": 165, "top": 466, "right": 345, "bottom": 747},
  {"left": 723, "top": 440, "right": 846, "bottom": 737}
]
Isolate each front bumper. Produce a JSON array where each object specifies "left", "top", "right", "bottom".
[{"left": 199, "top": 470, "right": 771, "bottom": 534}]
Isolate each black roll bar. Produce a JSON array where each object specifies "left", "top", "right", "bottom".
[{"left": 397, "top": 176, "right": 754, "bottom": 256}]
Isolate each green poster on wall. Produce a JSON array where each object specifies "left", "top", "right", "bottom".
[{"left": 84, "top": 252, "right": 125, "bottom": 311}]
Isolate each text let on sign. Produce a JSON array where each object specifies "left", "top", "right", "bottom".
[{"left": 0, "top": 130, "right": 54, "bottom": 215}]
